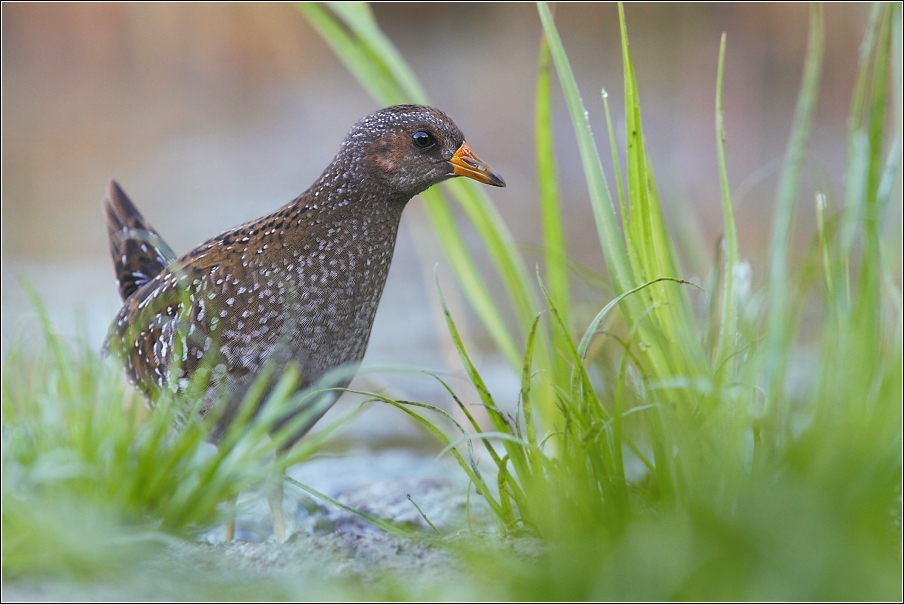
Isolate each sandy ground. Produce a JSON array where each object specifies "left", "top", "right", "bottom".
[{"left": 3, "top": 448, "right": 541, "bottom": 600}]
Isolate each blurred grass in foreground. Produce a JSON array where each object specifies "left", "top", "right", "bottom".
[
  {"left": 1, "top": 290, "right": 356, "bottom": 579},
  {"left": 1, "top": 2, "right": 900, "bottom": 600}
]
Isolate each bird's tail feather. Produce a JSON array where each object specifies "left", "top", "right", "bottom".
[{"left": 104, "top": 179, "right": 176, "bottom": 301}]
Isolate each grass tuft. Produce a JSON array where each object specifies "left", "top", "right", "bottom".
[
  {"left": 1, "top": 291, "right": 352, "bottom": 577},
  {"left": 300, "top": 1, "right": 902, "bottom": 598}
]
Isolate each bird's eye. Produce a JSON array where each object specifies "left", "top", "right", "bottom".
[{"left": 412, "top": 130, "right": 436, "bottom": 149}]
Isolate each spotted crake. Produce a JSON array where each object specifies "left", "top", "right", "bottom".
[{"left": 104, "top": 104, "right": 505, "bottom": 541}]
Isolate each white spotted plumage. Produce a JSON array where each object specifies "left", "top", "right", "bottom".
[{"left": 105, "top": 104, "right": 500, "bottom": 446}]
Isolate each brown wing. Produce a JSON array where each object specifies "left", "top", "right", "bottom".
[
  {"left": 107, "top": 261, "right": 236, "bottom": 411},
  {"left": 105, "top": 224, "right": 255, "bottom": 407}
]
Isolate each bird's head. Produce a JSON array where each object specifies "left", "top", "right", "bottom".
[{"left": 342, "top": 104, "right": 505, "bottom": 199}]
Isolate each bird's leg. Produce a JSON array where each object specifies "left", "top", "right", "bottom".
[
  {"left": 224, "top": 494, "right": 237, "bottom": 541},
  {"left": 266, "top": 464, "right": 287, "bottom": 543}
]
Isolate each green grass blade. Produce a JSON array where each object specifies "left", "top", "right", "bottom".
[
  {"left": 714, "top": 33, "right": 740, "bottom": 375},
  {"left": 577, "top": 277, "right": 702, "bottom": 362},
  {"left": 815, "top": 193, "right": 835, "bottom": 300},
  {"left": 363, "top": 393, "right": 506, "bottom": 521},
  {"left": 602, "top": 89, "right": 628, "bottom": 225},
  {"left": 617, "top": 6, "right": 685, "bottom": 288},
  {"left": 536, "top": 29, "right": 571, "bottom": 340},
  {"left": 616, "top": 6, "right": 701, "bottom": 369},
  {"left": 895, "top": 3, "right": 902, "bottom": 133},
  {"left": 324, "top": 2, "right": 430, "bottom": 103},
  {"left": 406, "top": 494, "right": 443, "bottom": 536},
  {"left": 434, "top": 273, "right": 532, "bottom": 493},
  {"left": 437, "top": 432, "right": 535, "bottom": 460},
  {"left": 420, "top": 190, "right": 522, "bottom": 366},
  {"left": 429, "top": 373, "right": 510, "bottom": 479},
  {"left": 854, "top": 4, "right": 894, "bottom": 338},
  {"left": 521, "top": 315, "right": 541, "bottom": 450},
  {"left": 763, "top": 4, "right": 824, "bottom": 419},
  {"left": 536, "top": 2, "right": 632, "bottom": 295},
  {"left": 838, "top": 6, "right": 884, "bottom": 298},
  {"left": 443, "top": 177, "right": 540, "bottom": 342},
  {"left": 284, "top": 475, "right": 412, "bottom": 537},
  {"left": 297, "top": 2, "right": 405, "bottom": 105},
  {"left": 618, "top": 5, "right": 651, "bottom": 273}
]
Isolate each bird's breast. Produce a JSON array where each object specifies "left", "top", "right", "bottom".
[{"left": 214, "top": 212, "right": 403, "bottom": 382}]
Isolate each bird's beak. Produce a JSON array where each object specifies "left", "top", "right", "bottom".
[{"left": 449, "top": 142, "right": 506, "bottom": 187}]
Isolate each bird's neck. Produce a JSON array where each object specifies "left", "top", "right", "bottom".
[
  {"left": 296, "top": 153, "right": 408, "bottom": 215},
  {"left": 271, "top": 154, "right": 409, "bottom": 260}
]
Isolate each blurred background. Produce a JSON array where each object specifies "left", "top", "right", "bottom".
[{"left": 1, "top": 3, "right": 871, "bottom": 433}]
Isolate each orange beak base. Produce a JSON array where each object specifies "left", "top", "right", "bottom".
[{"left": 448, "top": 142, "right": 505, "bottom": 187}]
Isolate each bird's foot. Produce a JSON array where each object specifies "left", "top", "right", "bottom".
[{"left": 225, "top": 494, "right": 237, "bottom": 541}]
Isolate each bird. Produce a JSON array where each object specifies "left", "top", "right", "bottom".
[{"left": 103, "top": 104, "right": 505, "bottom": 542}]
